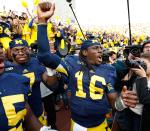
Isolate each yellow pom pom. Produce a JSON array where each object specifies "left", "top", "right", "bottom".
[{"left": 21, "top": 0, "right": 28, "bottom": 8}]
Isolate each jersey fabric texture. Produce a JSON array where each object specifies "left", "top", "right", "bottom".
[{"left": 0, "top": 73, "right": 30, "bottom": 131}]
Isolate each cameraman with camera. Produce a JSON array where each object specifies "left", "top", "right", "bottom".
[
  {"left": 130, "top": 40, "right": 150, "bottom": 131},
  {"left": 112, "top": 45, "right": 145, "bottom": 131}
]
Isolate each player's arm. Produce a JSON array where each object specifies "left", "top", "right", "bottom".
[
  {"left": 42, "top": 69, "right": 69, "bottom": 91},
  {"left": 24, "top": 103, "right": 43, "bottom": 131},
  {"left": 37, "top": 2, "right": 61, "bottom": 69},
  {"left": 37, "top": 2, "right": 69, "bottom": 80},
  {"left": 24, "top": 103, "right": 56, "bottom": 131},
  {"left": 22, "top": 73, "right": 55, "bottom": 131},
  {"left": 42, "top": 72, "right": 59, "bottom": 86}
]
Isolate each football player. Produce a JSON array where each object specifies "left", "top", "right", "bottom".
[
  {"left": 37, "top": 1, "right": 138, "bottom": 131},
  {"left": 0, "top": 43, "right": 56, "bottom": 131},
  {"left": 5, "top": 39, "right": 58, "bottom": 126}
]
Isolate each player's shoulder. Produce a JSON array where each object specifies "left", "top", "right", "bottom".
[
  {"left": 4, "top": 72, "right": 29, "bottom": 83},
  {"left": 98, "top": 63, "right": 116, "bottom": 78},
  {"left": 28, "top": 57, "right": 44, "bottom": 67},
  {"left": 63, "top": 55, "right": 80, "bottom": 69},
  {"left": 29, "top": 57, "right": 39, "bottom": 63},
  {"left": 65, "top": 55, "right": 78, "bottom": 61},
  {"left": 99, "top": 63, "right": 116, "bottom": 71}
]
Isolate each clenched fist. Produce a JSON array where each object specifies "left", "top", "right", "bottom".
[
  {"left": 37, "top": 1, "right": 55, "bottom": 23},
  {"left": 39, "top": 2, "right": 52, "bottom": 12}
]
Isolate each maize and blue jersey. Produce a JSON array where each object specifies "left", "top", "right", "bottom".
[
  {"left": 5, "top": 57, "right": 46, "bottom": 118},
  {"left": 37, "top": 24, "right": 117, "bottom": 127},
  {"left": 57, "top": 56, "right": 116, "bottom": 127},
  {"left": 0, "top": 73, "right": 30, "bottom": 131}
]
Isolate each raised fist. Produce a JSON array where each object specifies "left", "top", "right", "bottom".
[
  {"left": 39, "top": 2, "right": 52, "bottom": 12},
  {"left": 37, "top": 1, "right": 55, "bottom": 23}
]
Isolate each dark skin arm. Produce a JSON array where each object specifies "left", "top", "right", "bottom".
[
  {"left": 37, "top": 1, "right": 55, "bottom": 24},
  {"left": 108, "top": 86, "right": 138, "bottom": 109},
  {"left": 42, "top": 72, "right": 59, "bottom": 87},
  {"left": 107, "top": 92, "right": 118, "bottom": 109},
  {"left": 37, "top": 2, "right": 59, "bottom": 89},
  {"left": 24, "top": 103, "right": 43, "bottom": 131}
]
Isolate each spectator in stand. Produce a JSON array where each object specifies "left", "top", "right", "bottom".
[
  {"left": 11, "top": 15, "right": 23, "bottom": 39},
  {"left": 135, "top": 52, "right": 150, "bottom": 131}
]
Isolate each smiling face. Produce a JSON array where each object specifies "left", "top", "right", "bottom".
[
  {"left": 11, "top": 46, "right": 30, "bottom": 64},
  {"left": 82, "top": 45, "right": 103, "bottom": 65}
]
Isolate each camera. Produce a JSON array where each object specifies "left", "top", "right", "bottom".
[
  {"left": 123, "top": 45, "right": 142, "bottom": 57},
  {"left": 125, "top": 59, "right": 147, "bottom": 71}
]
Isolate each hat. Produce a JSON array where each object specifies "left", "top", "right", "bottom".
[
  {"left": 80, "top": 40, "right": 101, "bottom": 50},
  {"left": 142, "top": 39, "right": 150, "bottom": 51},
  {"left": 9, "top": 38, "right": 29, "bottom": 49}
]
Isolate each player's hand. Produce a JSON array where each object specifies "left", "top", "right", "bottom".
[
  {"left": 121, "top": 86, "right": 138, "bottom": 108},
  {"left": 37, "top": 0, "right": 55, "bottom": 23}
]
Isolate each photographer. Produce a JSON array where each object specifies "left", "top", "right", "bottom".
[
  {"left": 112, "top": 45, "right": 144, "bottom": 131},
  {"left": 132, "top": 53, "right": 150, "bottom": 131}
]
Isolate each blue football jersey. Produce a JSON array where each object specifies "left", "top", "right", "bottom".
[
  {"left": 56, "top": 55, "right": 116, "bottom": 127},
  {"left": 5, "top": 57, "right": 46, "bottom": 117},
  {"left": 0, "top": 73, "right": 30, "bottom": 131}
]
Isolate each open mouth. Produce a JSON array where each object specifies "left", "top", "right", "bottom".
[
  {"left": 98, "top": 56, "right": 102, "bottom": 63},
  {"left": 18, "top": 57, "right": 26, "bottom": 61}
]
